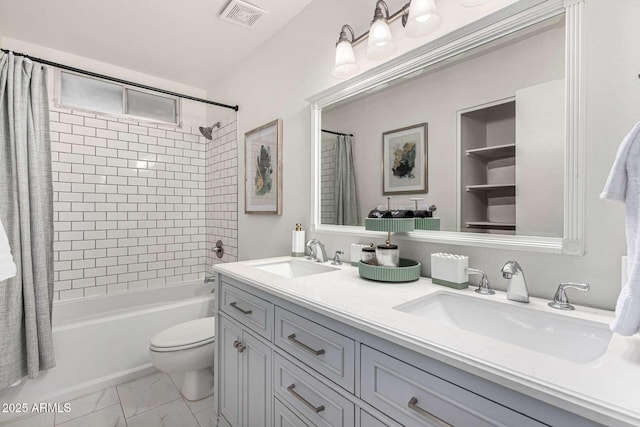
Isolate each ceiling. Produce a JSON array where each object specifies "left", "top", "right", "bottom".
[{"left": 0, "top": 0, "right": 312, "bottom": 89}]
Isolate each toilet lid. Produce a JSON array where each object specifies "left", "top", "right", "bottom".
[{"left": 150, "top": 317, "right": 215, "bottom": 350}]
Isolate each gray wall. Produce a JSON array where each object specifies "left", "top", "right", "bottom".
[{"left": 207, "top": 0, "right": 640, "bottom": 310}]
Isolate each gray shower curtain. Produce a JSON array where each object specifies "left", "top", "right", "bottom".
[
  {"left": 334, "top": 135, "right": 361, "bottom": 226},
  {"left": 0, "top": 52, "right": 55, "bottom": 389}
]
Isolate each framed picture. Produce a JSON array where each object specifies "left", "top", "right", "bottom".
[
  {"left": 245, "top": 119, "right": 283, "bottom": 214},
  {"left": 382, "top": 123, "right": 428, "bottom": 195}
]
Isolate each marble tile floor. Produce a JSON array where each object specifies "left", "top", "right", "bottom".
[{"left": 1, "top": 371, "right": 213, "bottom": 427}]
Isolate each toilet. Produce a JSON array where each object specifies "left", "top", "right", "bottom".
[{"left": 149, "top": 317, "right": 215, "bottom": 401}]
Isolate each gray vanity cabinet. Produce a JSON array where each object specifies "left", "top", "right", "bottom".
[
  {"left": 218, "top": 313, "right": 272, "bottom": 427},
  {"left": 214, "top": 274, "right": 602, "bottom": 427}
]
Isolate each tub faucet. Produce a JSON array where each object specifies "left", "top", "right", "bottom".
[
  {"left": 501, "top": 260, "right": 529, "bottom": 303},
  {"left": 305, "top": 239, "right": 328, "bottom": 263}
]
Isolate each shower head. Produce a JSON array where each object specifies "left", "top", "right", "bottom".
[{"left": 199, "top": 122, "right": 221, "bottom": 140}]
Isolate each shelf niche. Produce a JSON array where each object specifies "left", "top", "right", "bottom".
[{"left": 460, "top": 99, "right": 516, "bottom": 235}]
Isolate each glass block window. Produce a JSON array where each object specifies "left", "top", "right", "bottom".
[{"left": 58, "top": 71, "right": 180, "bottom": 125}]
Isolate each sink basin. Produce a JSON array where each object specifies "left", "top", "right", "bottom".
[
  {"left": 250, "top": 259, "right": 338, "bottom": 279},
  {"left": 394, "top": 292, "right": 612, "bottom": 363}
]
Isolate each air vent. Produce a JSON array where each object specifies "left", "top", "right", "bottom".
[{"left": 220, "top": 0, "right": 268, "bottom": 28}]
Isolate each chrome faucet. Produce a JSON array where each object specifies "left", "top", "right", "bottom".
[
  {"left": 465, "top": 268, "right": 495, "bottom": 295},
  {"left": 548, "top": 282, "right": 590, "bottom": 310},
  {"left": 501, "top": 261, "right": 529, "bottom": 303},
  {"left": 305, "top": 239, "right": 328, "bottom": 263}
]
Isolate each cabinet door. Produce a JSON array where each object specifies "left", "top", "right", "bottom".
[
  {"left": 220, "top": 315, "right": 243, "bottom": 427},
  {"left": 242, "top": 330, "right": 273, "bottom": 427}
]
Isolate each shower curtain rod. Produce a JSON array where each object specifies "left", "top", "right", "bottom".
[
  {"left": 0, "top": 48, "right": 239, "bottom": 112},
  {"left": 322, "top": 129, "right": 353, "bottom": 137}
]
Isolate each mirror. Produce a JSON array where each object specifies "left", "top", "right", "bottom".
[{"left": 311, "top": 0, "right": 586, "bottom": 255}]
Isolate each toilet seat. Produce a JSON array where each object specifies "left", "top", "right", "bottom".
[{"left": 150, "top": 317, "right": 215, "bottom": 353}]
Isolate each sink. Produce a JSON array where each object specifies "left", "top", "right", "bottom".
[
  {"left": 250, "top": 259, "right": 338, "bottom": 279},
  {"left": 394, "top": 292, "right": 612, "bottom": 363}
]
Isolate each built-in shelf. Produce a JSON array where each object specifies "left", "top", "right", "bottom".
[
  {"left": 465, "top": 143, "right": 516, "bottom": 160},
  {"left": 460, "top": 99, "right": 516, "bottom": 235},
  {"left": 466, "top": 221, "right": 516, "bottom": 229},
  {"left": 466, "top": 184, "right": 516, "bottom": 192}
]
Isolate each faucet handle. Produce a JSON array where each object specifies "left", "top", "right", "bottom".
[
  {"left": 549, "top": 282, "right": 590, "bottom": 310},
  {"left": 465, "top": 268, "right": 495, "bottom": 295},
  {"left": 332, "top": 250, "right": 344, "bottom": 265}
]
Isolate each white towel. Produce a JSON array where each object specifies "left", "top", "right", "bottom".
[
  {"left": 0, "top": 219, "right": 17, "bottom": 282},
  {"left": 601, "top": 121, "right": 640, "bottom": 335}
]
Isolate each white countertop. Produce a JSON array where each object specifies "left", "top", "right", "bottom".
[{"left": 213, "top": 257, "right": 640, "bottom": 427}]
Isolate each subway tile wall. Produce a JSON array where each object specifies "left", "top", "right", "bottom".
[
  {"left": 206, "top": 119, "right": 238, "bottom": 275},
  {"left": 49, "top": 107, "right": 237, "bottom": 300},
  {"left": 321, "top": 139, "right": 336, "bottom": 224}
]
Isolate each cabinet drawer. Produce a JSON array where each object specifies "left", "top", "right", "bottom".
[
  {"left": 221, "top": 281, "right": 274, "bottom": 340},
  {"left": 360, "top": 409, "right": 388, "bottom": 427},
  {"left": 361, "top": 346, "right": 545, "bottom": 427},
  {"left": 274, "top": 353, "right": 354, "bottom": 427},
  {"left": 274, "top": 397, "right": 311, "bottom": 427},
  {"left": 275, "top": 307, "right": 355, "bottom": 392}
]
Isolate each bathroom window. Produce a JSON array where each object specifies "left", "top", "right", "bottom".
[{"left": 57, "top": 71, "right": 180, "bottom": 125}]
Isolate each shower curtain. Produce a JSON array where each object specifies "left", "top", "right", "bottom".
[
  {"left": 0, "top": 52, "right": 55, "bottom": 389},
  {"left": 334, "top": 135, "right": 361, "bottom": 226}
]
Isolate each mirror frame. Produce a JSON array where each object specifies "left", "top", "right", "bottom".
[{"left": 308, "top": 0, "right": 586, "bottom": 255}]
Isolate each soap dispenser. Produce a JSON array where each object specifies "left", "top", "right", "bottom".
[{"left": 292, "top": 223, "right": 305, "bottom": 257}]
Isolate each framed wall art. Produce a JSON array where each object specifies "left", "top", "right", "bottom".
[
  {"left": 245, "top": 119, "right": 283, "bottom": 214},
  {"left": 382, "top": 122, "right": 428, "bottom": 195}
]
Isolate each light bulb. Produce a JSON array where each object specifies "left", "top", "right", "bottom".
[
  {"left": 332, "top": 40, "right": 359, "bottom": 79},
  {"left": 366, "top": 19, "right": 396, "bottom": 60},
  {"left": 405, "top": 0, "right": 442, "bottom": 38}
]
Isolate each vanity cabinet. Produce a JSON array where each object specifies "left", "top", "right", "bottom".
[
  {"left": 218, "top": 314, "right": 272, "bottom": 427},
  {"left": 214, "top": 275, "right": 603, "bottom": 427}
]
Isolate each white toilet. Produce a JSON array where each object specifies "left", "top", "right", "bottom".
[{"left": 149, "top": 317, "right": 215, "bottom": 401}]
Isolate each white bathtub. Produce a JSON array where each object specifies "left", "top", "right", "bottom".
[{"left": 0, "top": 281, "right": 214, "bottom": 423}]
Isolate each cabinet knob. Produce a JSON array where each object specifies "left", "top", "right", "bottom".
[{"left": 232, "top": 340, "right": 245, "bottom": 353}]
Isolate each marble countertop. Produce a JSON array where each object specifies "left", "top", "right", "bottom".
[{"left": 213, "top": 256, "right": 640, "bottom": 427}]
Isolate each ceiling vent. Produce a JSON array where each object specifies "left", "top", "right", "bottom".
[{"left": 220, "top": 0, "right": 268, "bottom": 28}]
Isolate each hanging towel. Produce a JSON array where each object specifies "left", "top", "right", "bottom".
[
  {"left": 601, "top": 121, "right": 640, "bottom": 335},
  {"left": 0, "top": 220, "right": 17, "bottom": 282}
]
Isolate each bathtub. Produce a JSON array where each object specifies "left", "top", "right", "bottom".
[{"left": 0, "top": 281, "right": 214, "bottom": 423}]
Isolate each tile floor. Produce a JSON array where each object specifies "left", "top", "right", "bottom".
[{"left": 1, "top": 371, "right": 213, "bottom": 427}]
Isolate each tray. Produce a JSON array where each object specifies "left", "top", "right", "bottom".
[
  {"left": 358, "top": 258, "right": 421, "bottom": 283},
  {"left": 414, "top": 217, "right": 440, "bottom": 231},
  {"left": 364, "top": 218, "right": 415, "bottom": 233}
]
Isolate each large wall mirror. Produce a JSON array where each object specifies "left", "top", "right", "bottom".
[{"left": 309, "top": 0, "right": 586, "bottom": 255}]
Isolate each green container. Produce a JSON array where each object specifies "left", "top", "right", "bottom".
[
  {"left": 358, "top": 258, "right": 421, "bottom": 283},
  {"left": 415, "top": 217, "right": 440, "bottom": 231},
  {"left": 364, "top": 218, "right": 415, "bottom": 233}
]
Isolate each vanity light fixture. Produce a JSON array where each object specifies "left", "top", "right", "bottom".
[
  {"left": 404, "top": 0, "right": 442, "bottom": 38},
  {"left": 460, "top": 0, "right": 491, "bottom": 7},
  {"left": 332, "top": 25, "right": 360, "bottom": 79},
  {"left": 366, "top": 0, "right": 396, "bottom": 60},
  {"left": 332, "top": 0, "right": 445, "bottom": 79}
]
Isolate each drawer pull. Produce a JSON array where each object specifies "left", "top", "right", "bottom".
[
  {"left": 287, "top": 384, "right": 325, "bottom": 414},
  {"left": 408, "top": 397, "right": 452, "bottom": 427},
  {"left": 287, "top": 334, "right": 325, "bottom": 356},
  {"left": 229, "top": 301, "right": 252, "bottom": 315}
]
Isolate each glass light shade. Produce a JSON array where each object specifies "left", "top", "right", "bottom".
[
  {"left": 404, "top": 0, "right": 442, "bottom": 38},
  {"left": 332, "top": 40, "right": 359, "bottom": 79},
  {"left": 366, "top": 19, "right": 396, "bottom": 60},
  {"left": 461, "top": 0, "right": 490, "bottom": 6}
]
